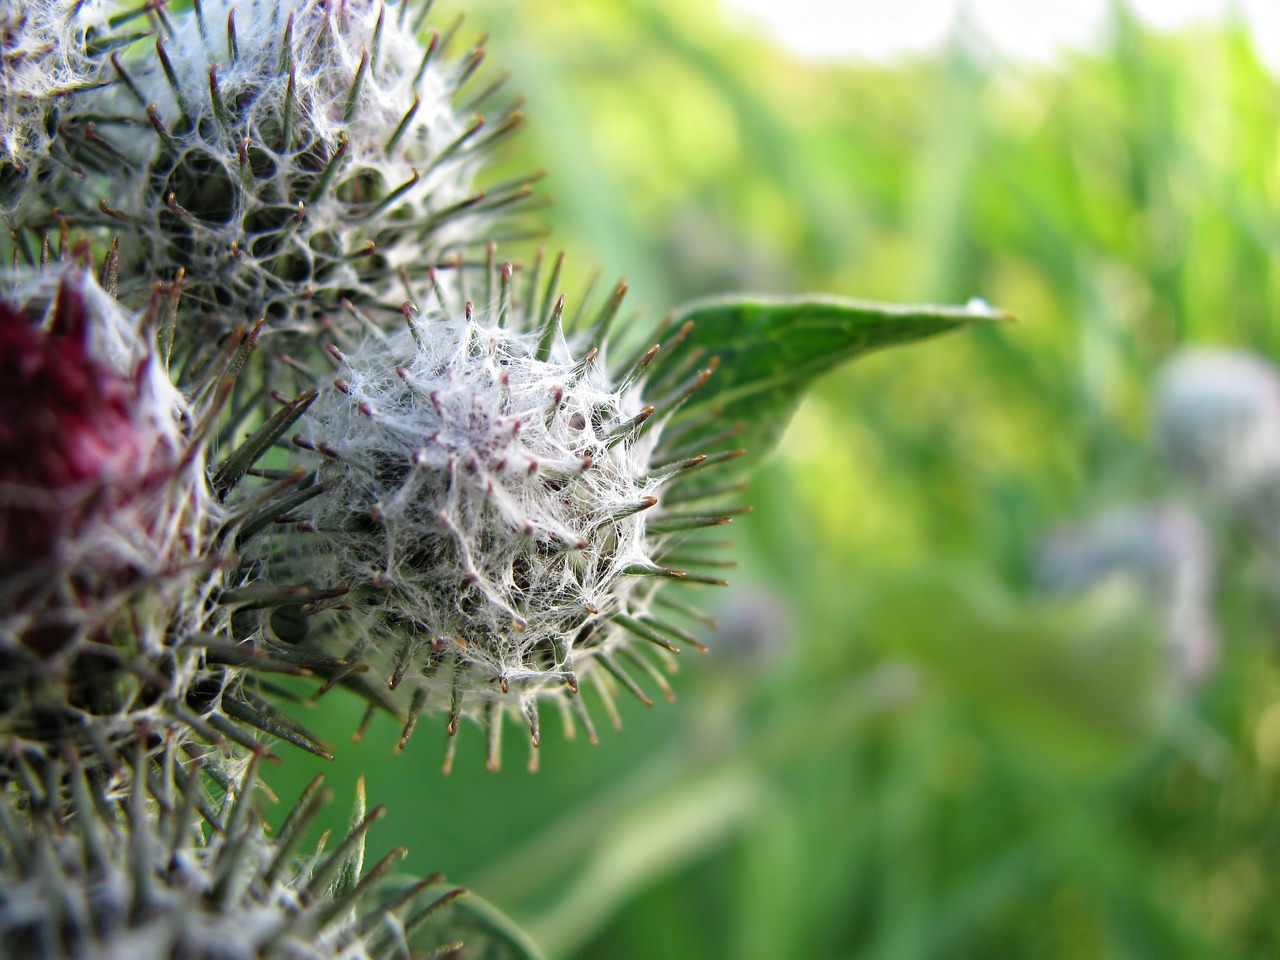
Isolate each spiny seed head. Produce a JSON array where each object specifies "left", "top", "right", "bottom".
[
  {"left": 0, "top": 1, "right": 111, "bottom": 198},
  {"left": 252, "top": 261, "right": 735, "bottom": 763},
  {"left": 297, "top": 307, "right": 655, "bottom": 691},
  {"left": 0, "top": 754, "right": 466, "bottom": 960},
  {"left": 80, "top": 0, "right": 507, "bottom": 328}
]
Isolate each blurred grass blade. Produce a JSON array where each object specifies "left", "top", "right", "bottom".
[{"left": 449, "top": 890, "right": 547, "bottom": 960}]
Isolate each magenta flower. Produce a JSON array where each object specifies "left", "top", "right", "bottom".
[{"left": 0, "top": 272, "right": 194, "bottom": 650}]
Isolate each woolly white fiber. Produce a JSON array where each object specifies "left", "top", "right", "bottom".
[{"left": 0, "top": 0, "right": 110, "bottom": 182}]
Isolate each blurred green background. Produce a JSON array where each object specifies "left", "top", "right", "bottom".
[{"left": 271, "top": 2, "right": 1280, "bottom": 957}]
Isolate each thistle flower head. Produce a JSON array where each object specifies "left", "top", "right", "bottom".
[
  {"left": 79, "top": 0, "right": 520, "bottom": 328},
  {"left": 253, "top": 258, "right": 737, "bottom": 768},
  {"left": 1153, "top": 347, "right": 1280, "bottom": 501},
  {"left": 1035, "top": 503, "right": 1218, "bottom": 687},
  {"left": 0, "top": 266, "right": 201, "bottom": 618},
  {"left": 0, "top": 265, "right": 219, "bottom": 762}
]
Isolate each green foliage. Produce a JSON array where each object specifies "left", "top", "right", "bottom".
[
  {"left": 14, "top": 0, "right": 1279, "bottom": 957},
  {"left": 664, "top": 295, "right": 1006, "bottom": 474},
  {"left": 253, "top": 4, "right": 1280, "bottom": 960}
]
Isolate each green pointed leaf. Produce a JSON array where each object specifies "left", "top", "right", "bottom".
[
  {"left": 329, "top": 776, "right": 368, "bottom": 901},
  {"left": 655, "top": 294, "right": 1008, "bottom": 473}
]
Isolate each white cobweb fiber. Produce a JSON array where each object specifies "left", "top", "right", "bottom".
[
  {"left": 290, "top": 304, "right": 664, "bottom": 710},
  {"left": 93, "top": 0, "right": 477, "bottom": 322},
  {"left": 0, "top": 0, "right": 111, "bottom": 181}
]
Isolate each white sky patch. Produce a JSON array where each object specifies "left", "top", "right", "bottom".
[
  {"left": 1242, "top": 0, "right": 1280, "bottom": 73},
  {"left": 724, "top": 0, "right": 959, "bottom": 60},
  {"left": 722, "top": 0, "right": 1280, "bottom": 71},
  {"left": 966, "top": 0, "right": 1109, "bottom": 62},
  {"left": 1127, "top": 0, "right": 1227, "bottom": 30}
]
